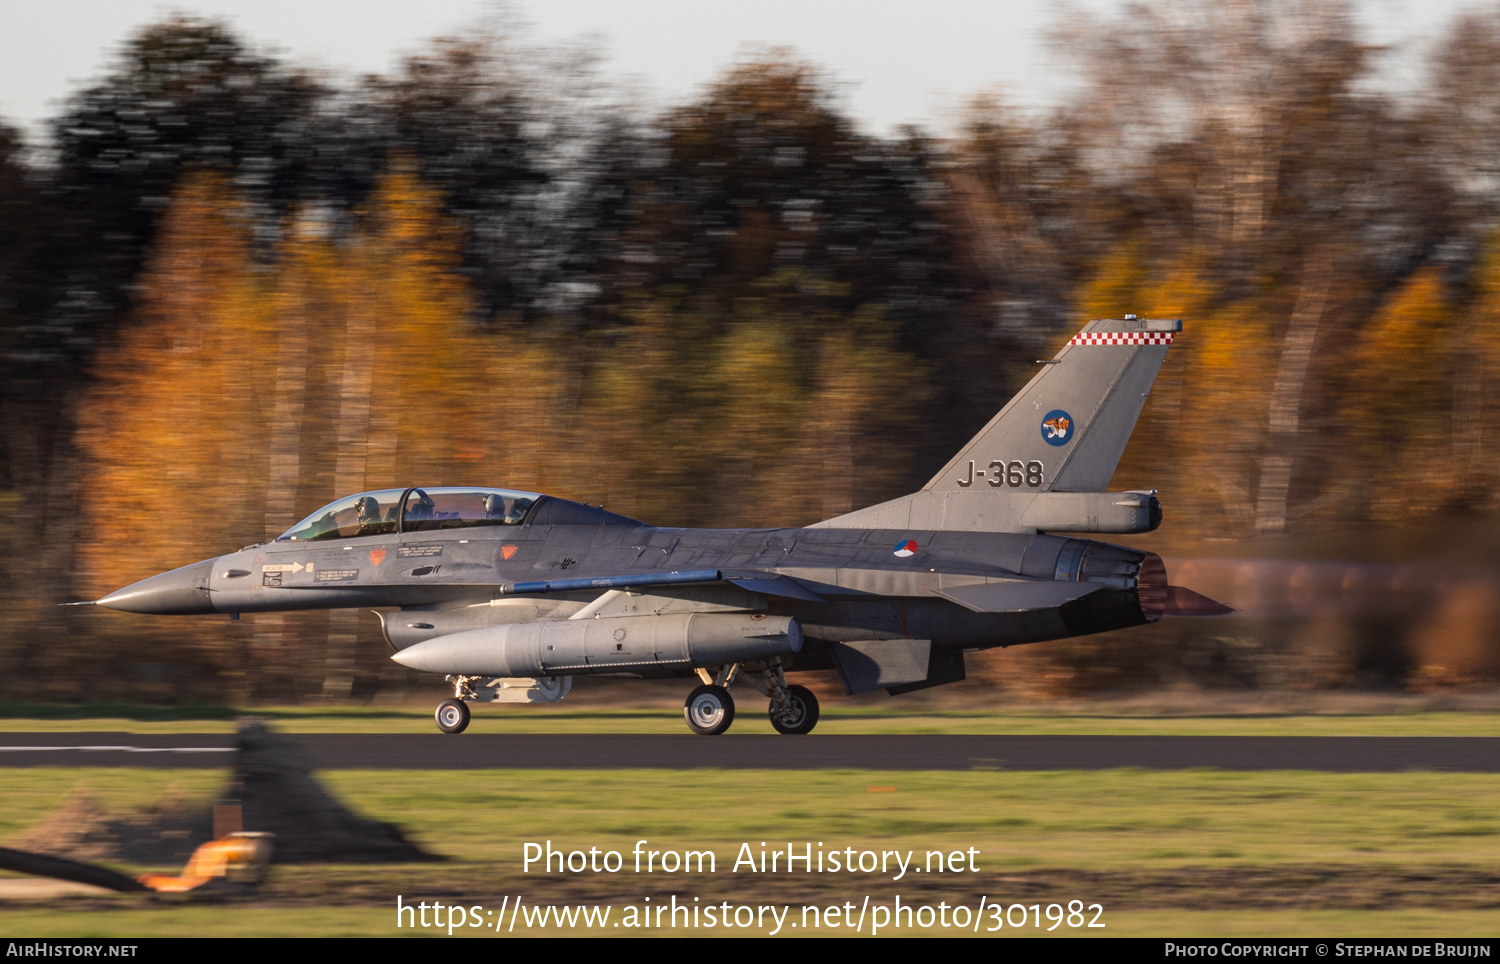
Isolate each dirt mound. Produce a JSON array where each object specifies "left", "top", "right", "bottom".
[
  {"left": 8, "top": 790, "right": 122, "bottom": 862},
  {"left": 228, "top": 719, "right": 434, "bottom": 863},
  {"left": 8, "top": 786, "right": 212, "bottom": 866},
  {"left": 7, "top": 720, "right": 434, "bottom": 866}
]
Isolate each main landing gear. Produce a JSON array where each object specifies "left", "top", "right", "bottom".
[
  {"left": 684, "top": 684, "right": 735, "bottom": 736},
  {"left": 426, "top": 669, "right": 818, "bottom": 736},
  {"left": 769, "top": 684, "right": 819, "bottom": 735},
  {"left": 682, "top": 658, "right": 819, "bottom": 736}
]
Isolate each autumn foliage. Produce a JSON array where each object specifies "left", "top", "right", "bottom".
[{"left": 7, "top": 5, "right": 1500, "bottom": 700}]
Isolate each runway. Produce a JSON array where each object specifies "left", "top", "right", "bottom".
[{"left": 0, "top": 733, "right": 1496, "bottom": 771}]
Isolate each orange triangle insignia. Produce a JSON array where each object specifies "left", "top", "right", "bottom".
[
  {"left": 370, "top": 549, "right": 386, "bottom": 566},
  {"left": 501, "top": 545, "right": 518, "bottom": 560}
]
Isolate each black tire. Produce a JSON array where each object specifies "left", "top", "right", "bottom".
[
  {"left": 435, "top": 698, "right": 471, "bottom": 734},
  {"left": 683, "top": 685, "right": 735, "bottom": 736},
  {"left": 769, "top": 684, "right": 820, "bottom": 735}
]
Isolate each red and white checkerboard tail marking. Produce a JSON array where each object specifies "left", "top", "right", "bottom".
[{"left": 1067, "top": 331, "right": 1176, "bottom": 346}]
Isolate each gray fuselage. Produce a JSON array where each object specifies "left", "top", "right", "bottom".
[{"left": 101, "top": 494, "right": 1160, "bottom": 678}]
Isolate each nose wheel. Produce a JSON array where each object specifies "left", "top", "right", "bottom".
[
  {"left": 684, "top": 685, "right": 735, "bottom": 735},
  {"left": 435, "top": 698, "right": 471, "bottom": 734}
]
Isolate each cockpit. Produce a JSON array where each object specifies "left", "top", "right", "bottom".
[{"left": 276, "top": 486, "right": 541, "bottom": 542}]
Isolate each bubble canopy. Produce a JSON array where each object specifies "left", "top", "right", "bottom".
[{"left": 276, "top": 487, "right": 541, "bottom": 542}]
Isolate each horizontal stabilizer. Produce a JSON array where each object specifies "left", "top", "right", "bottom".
[
  {"left": 1163, "top": 585, "right": 1236, "bottom": 616},
  {"left": 934, "top": 580, "right": 1103, "bottom": 613}
]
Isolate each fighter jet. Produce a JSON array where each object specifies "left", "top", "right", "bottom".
[{"left": 90, "top": 315, "right": 1228, "bottom": 735}]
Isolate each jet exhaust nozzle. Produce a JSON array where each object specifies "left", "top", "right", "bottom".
[{"left": 1135, "top": 552, "right": 1234, "bottom": 618}]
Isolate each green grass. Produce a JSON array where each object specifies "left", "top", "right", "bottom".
[
  {"left": 320, "top": 768, "right": 1500, "bottom": 870},
  {"left": 1, "top": 704, "right": 1497, "bottom": 735},
  {"left": 1, "top": 905, "right": 1496, "bottom": 937},
  {"left": 0, "top": 769, "right": 227, "bottom": 842},
  {"left": 2, "top": 767, "right": 1499, "bottom": 936}
]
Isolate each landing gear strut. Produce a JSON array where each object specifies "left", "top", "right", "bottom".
[{"left": 752, "top": 659, "right": 817, "bottom": 735}]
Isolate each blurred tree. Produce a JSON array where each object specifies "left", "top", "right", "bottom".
[
  {"left": 0, "top": 121, "right": 69, "bottom": 694},
  {"left": 1464, "top": 228, "right": 1500, "bottom": 502},
  {"left": 1106, "top": 252, "right": 1217, "bottom": 510},
  {"left": 72, "top": 166, "right": 932, "bottom": 694},
  {"left": 562, "top": 270, "right": 927, "bottom": 528},
  {"left": 1253, "top": 254, "right": 1332, "bottom": 533},
  {"left": 32, "top": 2, "right": 1500, "bottom": 705},
  {"left": 1044, "top": 0, "right": 1459, "bottom": 533},
  {"left": 604, "top": 54, "right": 973, "bottom": 493},
  {"left": 73, "top": 172, "right": 265, "bottom": 694},
  {"left": 1338, "top": 265, "right": 1455, "bottom": 517},
  {"left": 1425, "top": 6, "right": 1500, "bottom": 207},
  {"left": 333, "top": 30, "right": 640, "bottom": 324},
  {"left": 74, "top": 168, "right": 495, "bottom": 694},
  {"left": 76, "top": 173, "right": 264, "bottom": 601},
  {"left": 1054, "top": 0, "right": 1355, "bottom": 253},
  {"left": 0, "top": 121, "right": 50, "bottom": 490},
  {"left": 44, "top": 16, "right": 324, "bottom": 364},
  {"left": 950, "top": 99, "right": 1133, "bottom": 332},
  {"left": 1054, "top": 0, "right": 1452, "bottom": 284},
  {"left": 611, "top": 55, "right": 963, "bottom": 349},
  {"left": 1073, "top": 239, "right": 1150, "bottom": 323}
]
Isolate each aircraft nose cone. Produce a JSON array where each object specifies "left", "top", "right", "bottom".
[{"left": 96, "top": 559, "right": 218, "bottom": 615}]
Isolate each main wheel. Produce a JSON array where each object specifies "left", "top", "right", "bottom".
[
  {"left": 435, "top": 698, "right": 471, "bottom": 734},
  {"left": 769, "top": 684, "right": 820, "bottom": 735},
  {"left": 683, "top": 685, "right": 735, "bottom": 736}
]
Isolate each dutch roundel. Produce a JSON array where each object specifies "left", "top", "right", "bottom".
[{"left": 892, "top": 539, "right": 918, "bottom": 558}]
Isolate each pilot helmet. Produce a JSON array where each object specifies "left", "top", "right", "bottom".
[
  {"left": 482, "top": 494, "right": 506, "bottom": 517},
  {"left": 355, "top": 496, "right": 381, "bottom": 519}
]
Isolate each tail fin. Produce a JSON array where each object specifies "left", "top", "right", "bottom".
[
  {"left": 815, "top": 316, "right": 1181, "bottom": 532},
  {"left": 928, "top": 316, "right": 1180, "bottom": 493}
]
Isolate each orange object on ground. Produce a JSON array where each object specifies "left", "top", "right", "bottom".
[{"left": 136, "top": 832, "right": 273, "bottom": 893}]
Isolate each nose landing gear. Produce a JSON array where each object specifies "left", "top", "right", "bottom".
[
  {"left": 432, "top": 674, "right": 481, "bottom": 734},
  {"left": 435, "top": 698, "right": 470, "bottom": 734}
]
